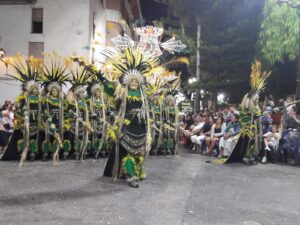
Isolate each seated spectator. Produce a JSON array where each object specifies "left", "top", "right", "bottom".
[
  {"left": 188, "top": 115, "right": 205, "bottom": 148},
  {"left": 290, "top": 108, "right": 300, "bottom": 126},
  {"left": 0, "top": 110, "right": 14, "bottom": 153},
  {"left": 219, "top": 114, "right": 241, "bottom": 157},
  {"left": 205, "top": 117, "right": 226, "bottom": 155},
  {"left": 261, "top": 111, "right": 273, "bottom": 134},
  {"left": 284, "top": 107, "right": 299, "bottom": 130},
  {"left": 262, "top": 124, "right": 280, "bottom": 163},
  {"left": 229, "top": 106, "right": 240, "bottom": 116},
  {"left": 222, "top": 106, "right": 232, "bottom": 124},
  {"left": 184, "top": 113, "right": 194, "bottom": 130},
  {"left": 190, "top": 115, "right": 214, "bottom": 152}
]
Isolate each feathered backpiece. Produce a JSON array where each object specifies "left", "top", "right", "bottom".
[
  {"left": 39, "top": 52, "right": 70, "bottom": 92},
  {"left": 240, "top": 60, "right": 271, "bottom": 112},
  {"left": 250, "top": 60, "right": 271, "bottom": 96},
  {"left": 3, "top": 54, "right": 43, "bottom": 91}
]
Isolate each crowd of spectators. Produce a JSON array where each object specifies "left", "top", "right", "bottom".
[
  {"left": 179, "top": 96, "right": 300, "bottom": 164},
  {"left": 180, "top": 105, "right": 241, "bottom": 158},
  {"left": 0, "top": 100, "right": 15, "bottom": 155}
]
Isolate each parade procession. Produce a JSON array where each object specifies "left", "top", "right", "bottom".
[
  {"left": 0, "top": 26, "right": 187, "bottom": 188},
  {"left": 2, "top": 1, "right": 300, "bottom": 224}
]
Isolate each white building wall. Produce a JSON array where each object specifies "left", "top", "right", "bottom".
[
  {"left": 0, "top": 0, "right": 123, "bottom": 103},
  {"left": 0, "top": 0, "right": 93, "bottom": 103}
]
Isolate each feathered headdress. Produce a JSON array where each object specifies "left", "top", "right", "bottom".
[
  {"left": 87, "top": 70, "right": 104, "bottom": 95},
  {"left": 104, "top": 48, "right": 157, "bottom": 86},
  {"left": 69, "top": 65, "right": 91, "bottom": 96},
  {"left": 165, "top": 74, "right": 181, "bottom": 103},
  {"left": 3, "top": 54, "right": 43, "bottom": 92},
  {"left": 39, "top": 53, "right": 70, "bottom": 92},
  {"left": 240, "top": 60, "right": 271, "bottom": 112}
]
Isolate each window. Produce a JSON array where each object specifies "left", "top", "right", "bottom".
[
  {"left": 32, "top": 8, "right": 43, "bottom": 33},
  {"left": 28, "top": 42, "right": 44, "bottom": 58}
]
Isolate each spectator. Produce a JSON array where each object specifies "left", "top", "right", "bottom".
[
  {"left": 190, "top": 115, "right": 214, "bottom": 152},
  {"left": 262, "top": 124, "right": 280, "bottom": 163},
  {"left": 219, "top": 114, "right": 241, "bottom": 158},
  {"left": 0, "top": 110, "right": 14, "bottom": 153},
  {"left": 205, "top": 117, "right": 226, "bottom": 155},
  {"left": 189, "top": 115, "right": 205, "bottom": 150},
  {"left": 184, "top": 113, "right": 194, "bottom": 130},
  {"left": 229, "top": 106, "right": 240, "bottom": 116},
  {"left": 284, "top": 107, "right": 299, "bottom": 130},
  {"left": 222, "top": 106, "right": 232, "bottom": 123},
  {"left": 261, "top": 111, "right": 273, "bottom": 134}
]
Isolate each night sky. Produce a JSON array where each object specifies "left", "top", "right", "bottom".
[{"left": 140, "top": 0, "right": 168, "bottom": 23}]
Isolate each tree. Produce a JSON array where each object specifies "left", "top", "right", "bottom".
[
  {"left": 158, "top": 0, "right": 265, "bottom": 106},
  {"left": 199, "top": 0, "right": 265, "bottom": 104},
  {"left": 259, "top": 0, "right": 299, "bottom": 64},
  {"left": 259, "top": 0, "right": 300, "bottom": 110}
]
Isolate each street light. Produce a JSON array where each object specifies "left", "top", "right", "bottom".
[
  {"left": 188, "top": 77, "right": 197, "bottom": 84},
  {"left": 277, "top": 0, "right": 300, "bottom": 113}
]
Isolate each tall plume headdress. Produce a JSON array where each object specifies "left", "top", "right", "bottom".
[
  {"left": 3, "top": 54, "right": 43, "bottom": 92},
  {"left": 39, "top": 53, "right": 71, "bottom": 93},
  {"left": 69, "top": 64, "right": 91, "bottom": 96}
]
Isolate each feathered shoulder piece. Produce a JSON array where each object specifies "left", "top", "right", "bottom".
[{"left": 39, "top": 52, "right": 70, "bottom": 92}]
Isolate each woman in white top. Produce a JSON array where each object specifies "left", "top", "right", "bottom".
[{"left": 205, "top": 117, "right": 226, "bottom": 155}]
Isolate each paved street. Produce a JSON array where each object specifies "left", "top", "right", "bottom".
[{"left": 0, "top": 148, "right": 300, "bottom": 225}]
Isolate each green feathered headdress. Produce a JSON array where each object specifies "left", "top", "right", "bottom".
[
  {"left": 39, "top": 52, "right": 70, "bottom": 92},
  {"left": 69, "top": 64, "right": 91, "bottom": 96},
  {"left": 3, "top": 54, "right": 43, "bottom": 92}
]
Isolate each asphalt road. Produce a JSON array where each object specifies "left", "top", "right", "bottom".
[{"left": 0, "top": 149, "right": 300, "bottom": 225}]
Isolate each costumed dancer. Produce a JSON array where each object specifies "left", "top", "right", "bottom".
[
  {"left": 66, "top": 66, "right": 93, "bottom": 160},
  {"left": 73, "top": 26, "right": 187, "bottom": 188},
  {"left": 147, "top": 76, "right": 165, "bottom": 155},
  {"left": 1, "top": 55, "right": 42, "bottom": 165},
  {"left": 101, "top": 48, "right": 155, "bottom": 188},
  {"left": 86, "top": 71, "right": 109, "bottom": 158},
  {"left": 40, "top": 54, "right": 70, "bottom": 163},
  {"left": 149, "top": 96, "right": 163, "bottom": 155},
  {"left": 161, "top": 79, "right": 180, "bottom": 155},
  {"left": 240, "top": 60, "right": 271, "bottom": 164}
]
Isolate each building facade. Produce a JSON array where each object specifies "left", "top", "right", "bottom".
[{"left": 0, "top": 0, "right": 142, "bottom": 103}]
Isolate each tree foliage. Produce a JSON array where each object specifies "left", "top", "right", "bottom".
[
  {"left": 259, "top": 0, "right": 299, "bottom": 64},
  {"left": 154, "top": 0, "right": 265, "bottom": 103}
]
